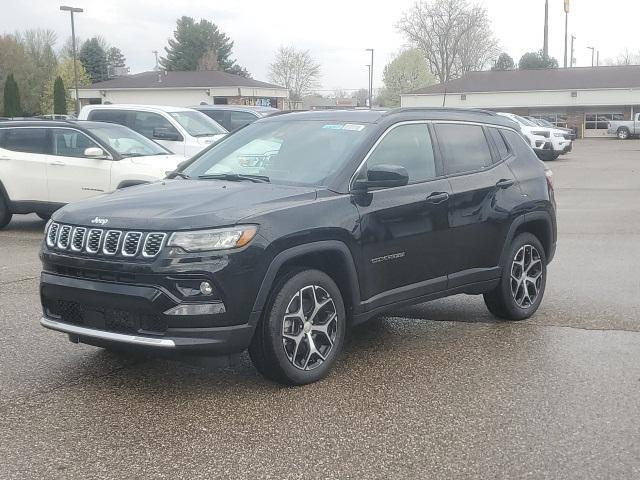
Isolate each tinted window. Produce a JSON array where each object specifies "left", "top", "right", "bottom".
[
  {"left": 502, "top": 129, "right": 538, "bottom": 161},
  {"left": 52, "top": 129, "right": 101, "bottom": 158},
  {"left": 132, "top": 111, "right": 176, "bottom": 139},
  {"left": 229, "top": 111, "right": 257, "bottom": 131},
  {"left": 84, "top": 123, "right": 169, "bottom": 157},
  {"left": 201, "top": 110, "right": 227, "bottom": 128},
  {"left": 88, "top": 109, "right": 129, "bottom": 126},
  {"left": 488, "top": 128, "right": 510, "bottom": 161},
  {"left": 366, "top": 124, "right": 436, "bottom": 183},
  {"left": 2, "top": 128, "right": 49, "bottom": 154},
  {"left": 435, "top": 124, "right": 492, "bottom": 175}
]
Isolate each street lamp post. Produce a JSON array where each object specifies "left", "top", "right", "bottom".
[
  {"left": 60, "top": 5, "right": 83, "bottom": 115},
  {"left": 563, "top": 0, "right": 570, "bottom": 68},
  {"left": 366, "top": 48, "right": 374, "bottom": 109},
  {"left": 365, "top": 64, "right": 371, "bottom": 107},
  {"left": 587, "top": 46, "right": 595, "bottom": 67}
]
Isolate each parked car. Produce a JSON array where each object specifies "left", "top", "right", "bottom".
[
  {"left": 608, "top": 113, "right": 640, "bottom": 139},
  {"left": 527, "top": 117, "right": 576, "bottom": 143},
  {"left": 37, "top": 114, "right": 77, "bottom": 121},
  {"left": 0, "top": 120, "right": 184, "bottom": 228},
  {"left": 192, "top": 105, "right": 279, "bottom": 132},
  {"left": 79, "top": 104, "right": 227, "bottom": 157},
  {"left": 40, "top": 108, "right": 556, "bottom": 385},
  {"left": 497, "top": 112, "right": 569, "bottom": 161}
]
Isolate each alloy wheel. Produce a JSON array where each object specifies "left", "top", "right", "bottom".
[
  {"left": 282, "top": 285, "right": 338, "bottom": 370},
  {"left": 510, "top": 245, "right": 543, "bottom": 308}
]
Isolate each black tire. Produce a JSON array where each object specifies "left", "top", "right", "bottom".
[
  {"left": 0, "top": 196, "right": 12, "bottom": 229},
  {"left": 36, "top": 212, "right": 51, "bottom": 221},
  {"left": 617, "top": 128, "right": 630, "bottom": 140},
  {"left": 249, "top": 268, "right": 346, "bottom": 385},
  {"left": 484, "top": 233, "right": 547, "bottom": 321}
]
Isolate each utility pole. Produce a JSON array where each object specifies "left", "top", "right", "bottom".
[
  {"left": 152, "top": 50, "right": 159, "bottom": 71},
  {"left": 366, "top": 48, "right": 374, "bottom": 109},
  {"left": 365, "top": 65, "right": 371, "bottom": 107},
  {"left": 587, "top": 46, "right": 595, "bottom": 67},
  {"left": 543, "top": 0, "right": 549, "bottom": 58},
  {"left": 570, "top": 35, "right": 576, "bottom": 67},
  {"left": 564, "top": 0, "right": 570, "bottom": 67},
  {"left": 60, "top": 5, "right": 83, "bottom": 114},
  {"left": 597, "top": 51, "right": 600, "bottom": 66}
]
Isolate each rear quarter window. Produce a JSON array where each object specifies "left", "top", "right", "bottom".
[{"left": 488, "top": 127, "right": 512, "bottom": 162}]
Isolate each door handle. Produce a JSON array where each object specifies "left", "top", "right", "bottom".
[
  {"left": 49, "top": 161, "right": 65, "bottom": 166},
  {"left": 496, "top": 178, "right": 515, "bottom": 189},
  {"left": 426, "top": 192, "right": 449, "bottom": 204}
]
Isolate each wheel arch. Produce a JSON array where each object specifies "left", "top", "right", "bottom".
[
  {"left": 251, "top": 241, "right": 361, "bottom": 322},
  {"left": 500, "top": 212, "right": 555, "bottom": 266}
]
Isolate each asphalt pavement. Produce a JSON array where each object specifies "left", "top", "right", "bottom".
[{"left": 0, "top": 139, "right": 638, "bottom": 479}]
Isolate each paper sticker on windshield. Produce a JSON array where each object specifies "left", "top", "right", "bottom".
[
  {"left": 322, "top": 124, "right": 344, "bottom": 130},
  {"left": 343, "top": 124, "right": 365, "bottom": 131}
]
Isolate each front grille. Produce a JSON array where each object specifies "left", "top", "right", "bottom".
[
  {"left": 143, "top": 233, "right": 166, "bottom": 258},
  {"left": 71, "top": 227, "right": 87, "bottom": 251},
  {"left": 122, "top": 232, "right": 143, "bottom": 257},
  {"left": 103, "top": 230, "right": 122, "bottom": 255},
  {"left": 44, "top": 299, "right": 167, "bottom": 335},
  {"left": 46, "top": 223, "right": 166, "bottom": 260},
  {"left": 57, "top": 225, "right": 72, "bottom": 249}
]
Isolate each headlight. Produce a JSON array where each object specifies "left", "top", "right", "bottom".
[
  {"left": 553, "top": 132, "right": 564, "bottom": 137},
  {"left": 167, "top": 225, "right": 258, "bottom": 252}
]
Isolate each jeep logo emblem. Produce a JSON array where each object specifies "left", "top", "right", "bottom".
[{"left": 91, "top": 217, "right": 109, "bottom": 225}]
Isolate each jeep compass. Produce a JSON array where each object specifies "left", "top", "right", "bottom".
[{"left": 40, "top": 108, "right": 557, "bottom": 385}]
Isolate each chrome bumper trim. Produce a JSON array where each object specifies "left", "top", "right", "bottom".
[{"left": 40, "top": 317, "right": 176, "bottom": 348}]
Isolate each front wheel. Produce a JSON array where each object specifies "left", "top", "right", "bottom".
[
  {"left": 484, "top": 233, "right": 547, "bottom": 321},
  {"left": 0, "top": 196, "right": 12, "bottom": 229},
  {"left": 617, "top": 128, "right": 630, "bottom": 140},
  {"left": 249, "top": 269, "right": 346, "bottom": 385}
]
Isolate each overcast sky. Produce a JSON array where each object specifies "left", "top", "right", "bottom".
[{"left": 2, "top": 0, "right": 639, "bottom": 91}]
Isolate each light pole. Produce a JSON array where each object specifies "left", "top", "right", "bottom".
[
  {"left": 365, "top": 64, "right": 371, "bottom": 107},
  {"left": 570, "top": 35, "right": 576, "bottom": 67},
  {"left": 587, "top": 46, "right": 595, "bottom": 67},
  {"left": 543, "top": 0, "right": 549, "bottom": 58},
  {"left": 366, "top": 48, "right": 374, "bottom": 109},
  {"left": 60, "top": 5, "right": 83, "bottom": 114},
  {"left": 563, "top": 0, "right": 570, "bottom": 67},
  {"left": 152, "top": 50, "right": 159, "bottom": 70}
]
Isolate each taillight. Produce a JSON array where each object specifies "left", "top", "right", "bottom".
[{"left": 545, "top": 169, "right": 554, "bottom": 189}]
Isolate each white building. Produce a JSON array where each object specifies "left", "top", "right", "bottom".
[
  {"left": 401, "top": 65, "right": 640, "bottom": 138},
  {"left": 76, "top": 70, "right": 288, "bottom": 110}
]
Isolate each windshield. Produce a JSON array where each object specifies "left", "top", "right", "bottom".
[
  {"left": 84, "top": 123, "right": 171, "bottom": 157},
  {"left": 515, "top": 115, "right": 537, "bottom": 127},
  {"left": 537, "top": 119, "right": 555, "bottom": 128},
  {"left": 183, "top": 119, "right": 371, "bottom": 186},
  {"left": 169, "top": 110, "right": 227, "bottom": 136}
]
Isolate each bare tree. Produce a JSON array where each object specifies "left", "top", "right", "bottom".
[
  {"left": 397, "top": 0, "right": 499, "bottom": 83},
  {"left": 268, "top": 46, "right": 321, "bottom": 102},
  {"left": 605, "top": 48, "right": 640, "bottom": 66}
]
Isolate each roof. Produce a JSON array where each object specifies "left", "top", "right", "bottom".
[
  {"left": 406, "top": 65, "right": 640, "bottom": 95},
  {"left": 81, "top": 104, "right": 199, "bottom": 113},
  {"left": 80, "top": 70, "right": 285, "bottom": 91},
  {"left": 192, "top": 105, "right": 278, "bottom": 115}
]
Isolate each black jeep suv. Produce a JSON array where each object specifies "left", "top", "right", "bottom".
[{"left": 40, "top": 108, "right": 557, "bottom": 385}]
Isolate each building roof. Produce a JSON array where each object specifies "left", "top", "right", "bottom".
[
  {"left": 406, "top": 65, "right": 640, "bottom": 95},
  {"left": 80, "top": 70, "right": 285, "bottom": 90}
]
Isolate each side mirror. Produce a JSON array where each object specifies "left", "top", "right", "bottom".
[
  {"left": 153, "top": 127, "right": 181, "bottom": 141},
  {"left": 84, "top": 147, "right": 107, "bottom": 158},
  {"left": 352, "top": 164, "right": 409, "bottom": 192}
]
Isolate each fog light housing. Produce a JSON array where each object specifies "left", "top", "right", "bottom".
[
  {"left": 200, "top": 281, "right": 213, "bottom": 296},
  {"left": 164, "top": 303, "right": 226, "bottom": 316}
]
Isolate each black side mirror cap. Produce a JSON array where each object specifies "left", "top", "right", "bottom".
[{"left": 352, "top": 164, "right": 409, "bottom": 192}]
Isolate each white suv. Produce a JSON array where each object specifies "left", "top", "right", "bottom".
[
  {"left": 497, "top": 112, "right": 569, "bottom": 161},
  {"left": 0, "top": 120, "right": 185, "bottom": 228},
  {"left": 79, "top": 104, "right": 227, "bottom": 157}
]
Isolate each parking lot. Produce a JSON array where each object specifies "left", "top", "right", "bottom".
[{"left": 0, "top": 138, "right": 638, "bottom": 479}]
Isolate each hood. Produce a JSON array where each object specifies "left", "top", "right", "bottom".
[
  {"left": 52, "top": 179, "right": 318, "bottom": 231},
  {"left": 129, "top": 154, "right": 184, "bottom": 169}
]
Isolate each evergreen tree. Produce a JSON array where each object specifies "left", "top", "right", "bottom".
[
  {"left": 106, "top": 47, "right": 126, "bottom": 78},
  {"left": 492, "top": 53, "right": 515, "bottom": 71},
  {"left": 79, "top": 37, "right": 108, "bottom": 82},
  {"left": 3, "top": 74, "right": 21, "bottom": 117},
  {"left": 53, "top": 76, "right": 66, "bottom": 115},
  {"left": 519, "top": 50, "right": 559, "bottom": 69}
]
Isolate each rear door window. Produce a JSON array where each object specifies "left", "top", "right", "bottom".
[
  {"left": 2, "top": 128, "right": 49, "bottom": 154},
  {"left": 229, "top": 111, "right": 257, "bottom": 131},
  {"left": 435, "top": 123, "right": 493, "bottom": 175},
  {"left": 87, "top": 109, "right": 130, "bottom": 126}
]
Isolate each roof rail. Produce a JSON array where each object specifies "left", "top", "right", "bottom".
[{"left": 384, "top": 107, "right": 498, "bottom": 117}]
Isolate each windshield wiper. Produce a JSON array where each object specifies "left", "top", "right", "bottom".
[
  {"left": 198, "top": 173, "right": 270, "bottom": 183},
  {"left": 193, "top": 133, "right": 220, "bottom": 137},
  {"left": 168, "top": 171, "right": 191, "bottom": 179}
]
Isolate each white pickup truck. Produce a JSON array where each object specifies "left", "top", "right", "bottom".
[{"left": 608, "top": 113, "right": 640, "bottom": 139}]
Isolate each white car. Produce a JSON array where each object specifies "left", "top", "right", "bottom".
[
  {"left": 79, "top": 104, "right": 227, "bottom": 157},
  {"left": 497, "top": 112, "right": 569, "bottom": 161},
  {"left": 0, "top": 120, "right": 185, "bottom": 228}
]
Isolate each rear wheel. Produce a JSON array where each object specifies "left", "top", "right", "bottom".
[
  {"left": 617, "top": 128, "right": 630, "bottom": 140},
  {"left": 249, "top": 269, "right": 346, "bottom": 385},
  {"left": 0, "top": 196, "right": 12, "bottom": 229},
  {"left": 484, "top": 233, "right": 547, "bottom": 321}
]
